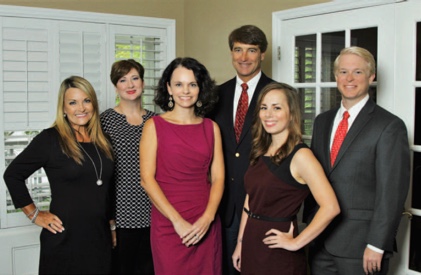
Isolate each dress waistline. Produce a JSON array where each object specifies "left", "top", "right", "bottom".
[{"left": 244, "top": 208, "right": 296, "bottom": 222}]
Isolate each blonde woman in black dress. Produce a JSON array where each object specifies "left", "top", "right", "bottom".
[{"left": 4, "top": 76, "right": 115, "bottom": 274}]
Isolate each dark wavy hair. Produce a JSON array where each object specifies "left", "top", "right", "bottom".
[
  {"left": 110, "top": 59, "right": 145, "bottom": 86},
  {"left": 229, "top": 25, "right": 268, "bottom": 53},
  {"left": 154, "top": 57, "right": 218, "bottom": 117},
  {"left": 250, "top": 82, "right": 302, "bottom": 166}
]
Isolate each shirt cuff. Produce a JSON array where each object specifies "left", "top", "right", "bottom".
[{"left": 367, "top": 244, "right": 384, "bottom": 254}]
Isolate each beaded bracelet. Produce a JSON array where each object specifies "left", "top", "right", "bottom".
[
  {"left": 26, "top": 207, "right": 37, "bottom": 218},
  {"left": 30, "top": 208, "right": 39, "bottom": 223}
]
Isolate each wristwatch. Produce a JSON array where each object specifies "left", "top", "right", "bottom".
[{"left": 110, "top": 224, "right": 116, "bottom": 231}]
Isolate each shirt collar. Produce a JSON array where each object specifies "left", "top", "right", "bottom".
[
  {"left": 236, "top": 71, "right": 262, "bottom": 88},
  {"left": 339, "top": 94, "right": 369, "bottom": 120}
]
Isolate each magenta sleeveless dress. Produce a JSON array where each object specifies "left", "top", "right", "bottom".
[{"left": 150, "top": 116, "right": 222, "bottom": 275}]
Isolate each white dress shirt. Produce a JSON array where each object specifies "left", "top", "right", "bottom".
[{"left": 232, "top": 71, "right": 262, "bottom": 123}]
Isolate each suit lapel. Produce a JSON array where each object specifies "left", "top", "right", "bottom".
[
  {"left": 319, "top": 109, "right": 337, "bottom": 172},
  {"left": 218, "top": 78, "right": 237, "bottom": 145},
  {"left": 331, "top": 99, "right": 375, "bottom": 169}
]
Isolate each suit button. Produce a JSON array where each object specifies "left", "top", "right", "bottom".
[
  {"left": 235, "top": 153, "right": 240, "bottom": 157},
  {"left": 231, "top": 178, "right": 234, "bottom": 181}
]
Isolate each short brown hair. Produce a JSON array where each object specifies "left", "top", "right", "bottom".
[
  {"left": 228, "top": 25, "right": 268, "bottom": 53},
  {"left": 110, "top": 59, "right": 145, "bottom": 86}
]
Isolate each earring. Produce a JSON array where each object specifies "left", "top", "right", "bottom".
[
  {"left": 196, "top": 101, "right": 202, "bottom": 108},
  {"left": 63, "top": 113, "right": 67, "bottom": 117},
  {"left": 168, "top": 96, "right": 174, "bottom": 108}
]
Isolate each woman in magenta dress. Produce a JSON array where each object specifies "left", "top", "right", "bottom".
[
  {"left": 232, "top": 82, "right": 340, "bottom": 274},
  {"left": 140, "top": 57, "right": 224, "bottom": 275}
]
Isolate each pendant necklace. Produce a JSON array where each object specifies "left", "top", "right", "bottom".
[{"left": 79, "top": 142, "right": 103, "bottom": 186}]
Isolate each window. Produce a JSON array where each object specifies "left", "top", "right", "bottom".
[
  {"left": 293, "top": 28, "right": 377, "bottom": 144},
  {"left": 0, "top": 5, "right": 175, "bottom": 228},
  {"left": 5, "top": 131, "right": 48, "bottom": 217}
]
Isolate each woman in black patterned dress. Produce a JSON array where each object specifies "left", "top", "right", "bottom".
[
  {"left": 232, "top": 82, "right": 340, "bottom": 274},
  {"left": 100, "top": 59, "right": 156, "bottom": 275}
]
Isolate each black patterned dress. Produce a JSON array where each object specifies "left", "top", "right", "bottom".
[
  {"left": 100, "top": 108, "right": 156, "bottom": 228},
  {"left": 242, "top": 143, "right": 310, "bottom": 275}
]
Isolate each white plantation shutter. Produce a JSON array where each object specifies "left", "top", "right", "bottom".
[
  {"left": 1, "top": 18, "right": 55, "bottom": 227},
  {"left": 59, "top": 22, "right": 107, "bottom": 109},
  {"left": 2, "top": 18, "right": 54, "bottom": 130}
]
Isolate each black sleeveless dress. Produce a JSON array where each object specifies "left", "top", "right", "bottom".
[{"left": 242, "top": 143, "right": 310, "bottom": 275}]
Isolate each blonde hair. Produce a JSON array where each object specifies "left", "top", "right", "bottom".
[
  {"left": 250, "top": 82, "right": 302, "bottom": 165},
  {"left": 52, "top": 76, "right": 113, "bottom": 164},
  {"left": 333, "top": 46, "right": 376, "bottom": 76}
]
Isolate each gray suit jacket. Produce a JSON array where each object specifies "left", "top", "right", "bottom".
[{"left": 307, "top": 99, "right": 410, "bottom": 258}]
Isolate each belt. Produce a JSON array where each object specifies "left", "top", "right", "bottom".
[{"left": 244, "top": 208, "right": 296, "bottom": 222}]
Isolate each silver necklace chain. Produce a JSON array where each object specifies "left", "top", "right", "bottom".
[{"left": 79, "top": 142, "right": 103, "bottom": 186}]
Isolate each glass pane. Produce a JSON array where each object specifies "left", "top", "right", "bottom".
[
  {"left": 142, "top": 94, "right": 155, "bottom": 106},
  {"left": 302, "top": 137, "right": 311, "bottom": 147},
  {"left": 417, "top": 22, "right": 421, "bottom": 81},
  {"left": 295, "top": 34, "right": 316, "bottom": 83},
  {"left": 368, "top": 86, "right": 377, "bottom": 103},
  {"left": 415, "top": 88, "right": 421, "bottom": 145},
  {"left": 321, "top": 31, "right": 345, "bottom": 82},
  {"left": 321, "top": 87, "right": 341, "bottom": 113},
  {"left": 409, "top": 215, "right": 421, "bottom": 272},
  {"left": 351, "top": 27, "right": 378, "bottom": 82},
  {"left": 319, "top": 86, "right": 377, "bottom": 115},
  {"left": 4, "top": 131, "right": 50, "bottom": 214},
  {"left": 412, "top": 151, "right": 421, "bottom": 209},
  {"left": 298, "top": 88, "right": 316, "bottom": 137}
]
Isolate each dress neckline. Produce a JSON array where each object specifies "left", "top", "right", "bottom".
[
  {"left": 110, "top": 108, "right": 150, "bottom": 126},
  {"left": 156, "top": 115, "right": 204, "bottom": 126}
]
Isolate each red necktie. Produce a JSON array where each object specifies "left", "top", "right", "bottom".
[
  {"left": 234, "top": 83, "right": 249, "bottom": 143},
  {"left": 330, "top": 111, "right": 350, "bottom": 166}
]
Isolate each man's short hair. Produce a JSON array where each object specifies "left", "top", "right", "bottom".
[
  {"left": 228, "top": 25, "right": 268, "bottom": 53},
  {"left": 334, "top": 46, "right": 376, "bottom": 76}
]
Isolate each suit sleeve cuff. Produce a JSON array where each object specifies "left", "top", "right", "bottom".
[{"left": 367, "top": 244, "right": 384, "bottom": 254}]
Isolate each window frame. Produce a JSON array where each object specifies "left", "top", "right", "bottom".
[{"left": 0, "top": 5, "right": 175, "bottom": 229}]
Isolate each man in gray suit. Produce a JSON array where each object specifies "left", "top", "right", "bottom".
[
  {"left": 306, "top": 46, "right": 410, "bottom": 275},
  {"left": 208, "top": 25, "right": 273, "bottom": 274}
]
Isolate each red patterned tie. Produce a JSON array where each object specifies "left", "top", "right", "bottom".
[
  {"left": 330, "top": 111, "right": 350, "bottom": 166},
  {"left": 234, "top": 83, "right": 249, "bottom": 143}
]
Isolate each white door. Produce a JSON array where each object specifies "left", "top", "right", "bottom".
[
  {"left": 392, "top": 2, "right": 421, "bottom": 274},
  {"left": 273, "top": 1, "right": 420, "bottom": 274}
]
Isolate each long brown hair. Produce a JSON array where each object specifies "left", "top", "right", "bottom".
[
  {"left": 250, "top": 82, "right": 302, "bottom": 165},
  {"left": 52, "top": 76, "right": 113, "bottom": 164}
]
